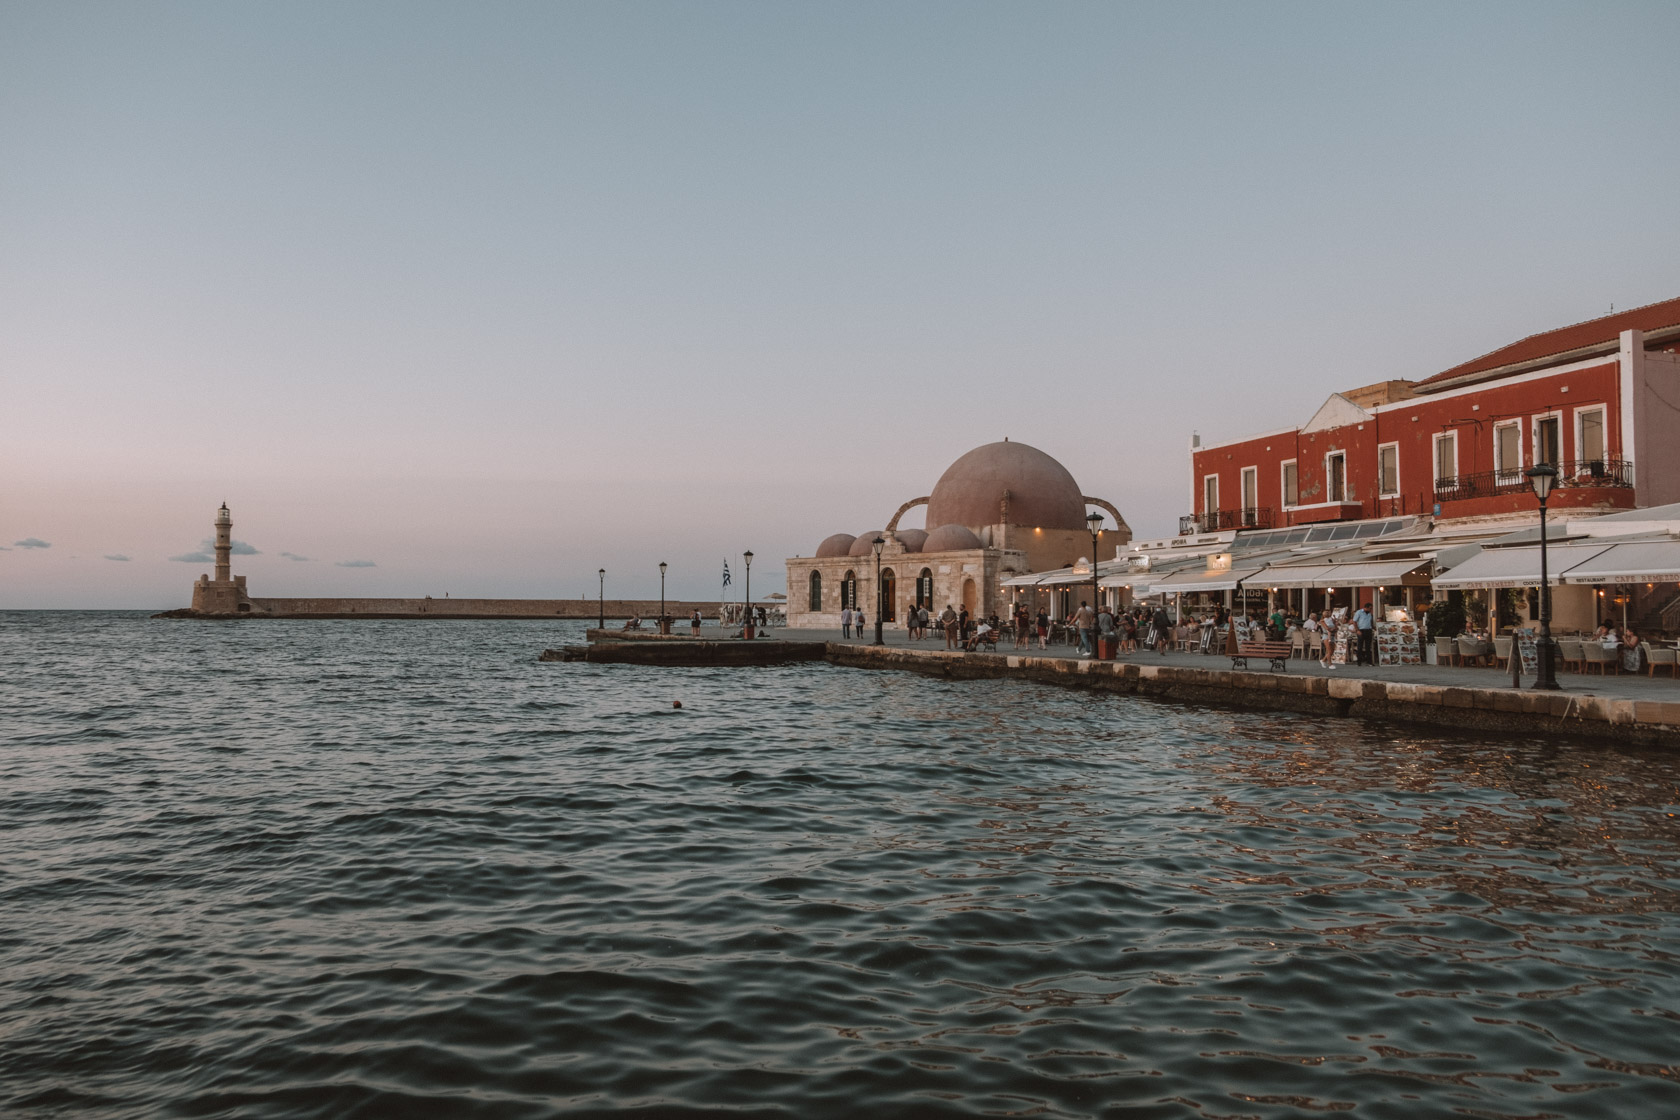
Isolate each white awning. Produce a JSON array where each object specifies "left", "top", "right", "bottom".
[
  {"left": 1558, "top": 539, "right": 1680, "bottom": 584},
  {"left": 1000, "top": 571, "right": 1049, "bottom": 588},
  {"left": 1431, "top": 543, "right": 1613, "bottom": 590},
  {"left": 1255, "top": 564, "right": 1340, "bottom": 590},
  {"left": 1317, "top": 558, "right": 1431, "bottom": 588},
  {"left": 1150, "top": 565, "right": 1268, "bottom": 594}
]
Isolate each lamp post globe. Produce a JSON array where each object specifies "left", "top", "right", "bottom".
[
  {"left": 598, "top": 568, "right": 605, "bottom": 631},
  {"left": 872, "top": 536, "right": 886, "bottom": 646},
  {"left": 1526, "top": 464, "right": 1561, "bottom": 691},
  {"left": 743, "top": 551, "right": 753, "bottom": 638}
]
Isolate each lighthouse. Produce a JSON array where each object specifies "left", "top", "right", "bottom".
[
  {"left": 214, "top": 502, "right": 232, "bottom": 583},
  {"left": 189, "top": 502, "right": 251, "bottom": 615}
]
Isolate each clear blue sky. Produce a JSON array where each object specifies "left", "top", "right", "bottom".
[{"left": 4, "top": 1, "right": 1678, "bottom": 606}]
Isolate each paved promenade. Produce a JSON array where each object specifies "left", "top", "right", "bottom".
[{"left": 768, "top": 626, "right": 1680, "bottom": 705}]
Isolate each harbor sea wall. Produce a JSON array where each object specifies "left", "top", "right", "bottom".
[
  {"left": 821, "top": 645, "right": 1680, "bottom": 749},
  {"left": 158, "top": 598, "right": 726, "bottom": 620},
  {"left": 555, "top": 635, "right": 1680, "bottom": 749}
]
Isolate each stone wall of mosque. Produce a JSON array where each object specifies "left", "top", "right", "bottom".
[{"left": 783, "top": 546, "right": 1027, "bottom": 629}]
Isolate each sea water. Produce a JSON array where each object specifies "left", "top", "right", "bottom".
[{"left": 3, "top": 611, "right": 1678, "bottom": 1118}]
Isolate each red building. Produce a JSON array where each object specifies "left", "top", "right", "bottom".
[{"left": 1187, "top": 297, "right": 1680, "bottom": 534}]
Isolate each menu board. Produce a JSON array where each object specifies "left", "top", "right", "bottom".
[
  {"left": 1376, "top": 621, "right": 1422, "bottom": 666},
  {"left": 1515, "top": 629, "right": 1539, "bottom": 674},
  {"left": 1331, "top": 624, "right": 1353, "bottom": 665}
]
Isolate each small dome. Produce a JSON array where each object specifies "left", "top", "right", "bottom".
[
  {"left": 926, "top": 440, "right": 1086, "bottom": 531},
  {"left": 893, "top": 528, "right": 928, "bottom": 553},
  {"left": 815, "top": 533, "right": 857, "bottom": 558},
  {"left": 847, "top": 532, "right": 887, "bottom": 557},
  {"left": 923, "top": 523, "right": 984, "bottom": 552}
]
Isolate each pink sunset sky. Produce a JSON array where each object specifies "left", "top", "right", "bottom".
[{"left": 5, "top": 2, "right": 1678, "bottom": 607}]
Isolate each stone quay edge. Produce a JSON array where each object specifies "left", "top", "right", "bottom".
[{"left": 549, "top": 636, "right": 1680, "bottom": 749}]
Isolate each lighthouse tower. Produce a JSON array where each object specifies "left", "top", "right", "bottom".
[
  {"left": 214, "top": 502, "right": 232, "bottom": 582},
  {"left": 190, "top": 502, "right": 251, "bottom": 615}
]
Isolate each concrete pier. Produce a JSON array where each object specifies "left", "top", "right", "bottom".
[
  {"left": 557, "top": 630, "right": 1680, "bottom": 749},
  {"left": 156, "top": 598, "right": 728, "bottom": 621}
]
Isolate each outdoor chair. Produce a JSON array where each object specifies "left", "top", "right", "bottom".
[
  {"left": 1494, "top": 635, "right": 1512, "bottom": 670},
  {"left": 1435, "top": 636, "right": 1457, "bottom": 667},
  {"left": 1640, "top": 641, "right": 1677, "bottom": 678},
  {"left": 1558, "top": 638, "right": 1585, "bottom": 673},
  {"left": 1581, "top": 643, "right": 1617, "bottom": 675},
  {"left": 1290, "top": 633, "right": 1306, "bottom": 659},
  {"left": 1307, "top": 632, "right": 1324, "bottom": 659}
]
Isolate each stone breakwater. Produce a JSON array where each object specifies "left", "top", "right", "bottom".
[
  {"left": 155, "top": 598, "right": 725, "bottom": 620},
  {"left": 555, "top": 636, "right": 1680, "bottom": 749}
]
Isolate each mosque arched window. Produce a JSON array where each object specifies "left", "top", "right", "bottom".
[
  {"left": 842, "top": 570, "right": 857, "bottom": 610},
  {"left": 880, "top": 568, "right": 896, "bottom": 622},
  {"left": 917, "top": 568, "right": 933, "bottom": 609},
  {"left": 808, "top": 570, "right": 822, "bottom": 612}
]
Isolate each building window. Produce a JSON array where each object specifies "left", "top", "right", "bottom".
[
  {"left": 1378, "top": 443, "right": 1399, "bottom": 496},
  {"left": 1534, "top": 414, "right": 1561, "bottom": 467},
  {"left": 1281, "top": 460, "right": 1298, "bottom": 508},
  {"left": 1203, "top": 474, "right": 1219, "bottom": 515},
  {"left": 808, "top": 570, "right": 822, "bottom": 612},
  {"left": 1434, "top": 431, "right": 1458, "bottom": 484},
  {"left": 917, "top": 568, "right": 933, "bottom": 608},
  {"left": 1577, "top": 407, "right": 1606, "bottom": 469},
  {"left": 1326, "top": 451, "right": 1346, "bottom": 503},
  {"left": 1240, "top": 466, "right": 1258, "bottom": 524},
  {"left": 1494, "top": 420, "right": 1522, "bottom": 482},
  {"left": 842, "top": 570, "right": 857, "bottom": 610}
]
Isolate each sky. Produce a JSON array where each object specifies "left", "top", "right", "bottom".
[{"left": 4, "top": 1, "right": 1679, "bottom": 607}]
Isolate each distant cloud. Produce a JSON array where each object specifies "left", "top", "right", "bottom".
[
  {"left": 280, "top": 552, "right": 312, "bottom": 562},
  {"left": 14, "top": 538, "right": 50, "bottom": 549},
  {"left": 104, "top": 554, "right": 131, "bottom": 562},
  {"left": 336, "top": 559, "right": 376, "bottom": 568},
  {"left": 169, "top": 537, "right": 260, "bottom": 563}
]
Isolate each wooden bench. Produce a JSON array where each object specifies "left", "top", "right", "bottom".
[{"left": 1233, "top": 639, "right": 1294, "bottom": 672}]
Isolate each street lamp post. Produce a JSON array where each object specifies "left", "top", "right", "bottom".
[
  {"left": 872, "top": 536, "right": 886, "bottom": 645},
  {"left": 743, "top": 551, "right": 753, "bottom": 638},
  {"left": 1526, "top": 464, "right": 1561, "bottom": 690},
  {"left": 659, "top": 561, "right": 668, "bottom": 634},
  {"left": 1087, "top": 511, "right": 1103, "bottom": 655},
  {"left": 598, "top": 568, "right": 605, "bottom": 631}
]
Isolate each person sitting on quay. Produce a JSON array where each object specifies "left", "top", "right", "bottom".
[{"left": 964, "top": 619, "right": 995, "bottom": 652}]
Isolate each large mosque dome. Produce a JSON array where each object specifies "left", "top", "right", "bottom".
[{"left": 925, "top": 440, "right": 1086, "bottom": 531}]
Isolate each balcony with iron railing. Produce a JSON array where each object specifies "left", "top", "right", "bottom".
[
  {"left": 1179, "top": 507, "right": 1274, "bottom": 535},
  {"left": 1433, "top": 458, "right": 1634, "bottom": 504}
]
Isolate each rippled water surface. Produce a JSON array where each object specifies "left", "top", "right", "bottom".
[{"left": 4, "top": 611, "right": 1680, "bottom": 1118}]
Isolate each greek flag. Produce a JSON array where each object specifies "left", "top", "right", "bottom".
[{"left": 722, "top": 561, "right": 732, "bottom": 588}]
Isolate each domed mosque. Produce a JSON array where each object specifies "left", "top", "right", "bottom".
[{"left": 785, "top": 440, "right": 1130, "bottom": 628}]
